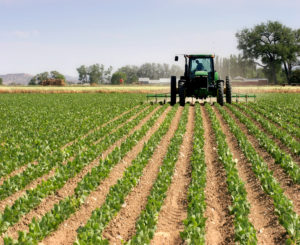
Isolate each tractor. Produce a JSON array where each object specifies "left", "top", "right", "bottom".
[{"left": 170, "top": 54, "right": 232, "bottom": 106}]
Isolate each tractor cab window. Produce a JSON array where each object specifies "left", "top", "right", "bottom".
[{"left": 190, "top": 58, "right": 213, "bottom": 74}]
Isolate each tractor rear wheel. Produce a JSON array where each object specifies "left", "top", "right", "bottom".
[
  {"left": 217, "top": 80, "right": 224, "bottom": 106},
  {"left": 179, "top": 80, "right": 185, "bottom": 107},
  {"left": 170, "top": 76, "right": 176, "bottom": 106},
  {"left": 226, "top": 76, "right": 232, "bottom": 104}
]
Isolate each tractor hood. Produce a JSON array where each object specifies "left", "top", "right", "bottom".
[{"left": 195, "top": 71, "right": 208, "bottom": 76}]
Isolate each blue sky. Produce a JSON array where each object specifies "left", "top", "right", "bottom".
[{"left": 0, "top": 0, "right": 299, "bottom": 76}]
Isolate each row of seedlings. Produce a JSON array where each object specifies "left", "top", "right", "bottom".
[
  {"left": 74, "top": 105, "right": 181, "bottom": 244},
  {"left": 0, "top": 105, "right": 146, "bottom": 201},
  {"left": 254, "top": 101, "right": 299, "bottom": 127},
  {"left": 205, "top": 104, "right": 257, "bottom": 244},
  {"left": 216, "top": 104, "right": 300, "bottom": 243},
  {"left": 0, "top": 105, "right": 156, "bottom": 236},
  {"left": 180, "top": 103, "right": 206, "bottom": 244},
  {"left": 226, "top": 103, "right": 300, "bottom": 184},
  {"left": 234, "top": 103, "right": 300, "bottom": 155},
  {"left": 3, "top": 104, "right": 169, "bottom": 244},
  {"left": 127, "top": 104, "right": 189, "bottom": 244},
  {"left": 0, "top": 96, "right": 137, "bottom": 179},
  {"left": 247, "top": 102, "right": 300, "bottom": 139}
]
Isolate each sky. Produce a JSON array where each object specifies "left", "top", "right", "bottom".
[{"left": 0, "top": 0, "right": 299, "bottom": 76}]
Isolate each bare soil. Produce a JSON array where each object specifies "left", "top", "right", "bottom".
[
  {"left": 201, "top": 105, "right": 235, "bottom": 245},
  {"left": 213, "top": 106, "right": 287, "bottom": 244},
  {"left": 150, "top": 105, "right": 194, "bottom": 245}
]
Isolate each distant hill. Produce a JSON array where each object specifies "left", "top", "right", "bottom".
[
  {"left": 0, "top": 73, "right": 79, "bottom": 85},
  {"left": 0, "top": 73, "right": 33, "bottom": 85}
]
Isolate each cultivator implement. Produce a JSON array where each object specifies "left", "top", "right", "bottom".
[{"left": 146, "top": 93, "right": 256, "bottom": 104}]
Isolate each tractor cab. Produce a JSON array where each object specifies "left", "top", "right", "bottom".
[{"left": 188, "top": 55, "right": 215, "bottom": 91}]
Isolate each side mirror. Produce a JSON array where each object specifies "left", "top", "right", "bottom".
[{"left": 175, "top": 56, "right": 178, "bottom": 61}]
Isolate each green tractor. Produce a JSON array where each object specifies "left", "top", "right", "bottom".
[{"left": 170, "top": 54, "right": 232, "bottom": 106}]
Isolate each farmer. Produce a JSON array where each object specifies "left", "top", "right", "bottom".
[{"left": 195, "top": 60, "right": 204, "bottom": 71}]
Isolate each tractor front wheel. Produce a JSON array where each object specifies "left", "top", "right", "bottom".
[
  {"left": 217, "top": 80, "right": 224, "bottom": 106},
  {"left": 179, "top": 81, "right": 185, "bottom": 107},
  {"left": 170, "top": 76, "right": 176, "bottom": 106},
  {"left": 226, "top": 76, "right": 232, "bottom": 104}
]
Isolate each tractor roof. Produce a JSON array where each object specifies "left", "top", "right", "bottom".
[{"left": 187, "top": 54, "right": 214, "bottom": 58}]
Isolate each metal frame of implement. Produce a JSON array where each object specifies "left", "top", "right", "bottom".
[{"left": 146, "top": 93, "right": 256, "bottom": 103}]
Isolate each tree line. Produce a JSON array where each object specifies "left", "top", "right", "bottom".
[{"left": 77, "top": 63, "right": 183, "bottom": 85}]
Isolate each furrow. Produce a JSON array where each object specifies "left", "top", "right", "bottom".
[
  {"left": 214, "top": 106, "right": 287, "bottom": 244},
  {"left": 150, "top": 105, "right": 194, "bottom": 245},
  {"left": 201, "top": 104, "right": 235, "bottom": 245},
  {"left": 102, "top": 107, "right": 184, "bottom": 244}
]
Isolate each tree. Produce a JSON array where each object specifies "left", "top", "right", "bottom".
[
  {"left": 117, "top": 65, "right": 139, "bottom": 84},
  {"left": 236, "top": 21, "right": 300, "bottom": 84},
  {"left": 29, "top": 72, "right": 49, "bottom": 85},
  {"left": 77, "top": 64, "right": 113, "bottom": 84},
  {"left": 88, "top": 64, "right": 102, "bottom": 84},
  {"left": 50, "top": 71, "right": 65, "bottom": 80},
  {"left": 0, "top": 78, "right": 3, "bottom": 85},
  {"left": 111, "top": 72, "right": 127, "bottom": 84},
  {"left": 76, "top": 65, "right": 88, "bottom": 84}
]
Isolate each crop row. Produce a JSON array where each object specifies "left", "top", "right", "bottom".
[
  {"left": 206, "top": 104, "right": 257, "bottom": 243},
  {"left": 0, "top": 95, "right": 141, "bottom": 180},
  {"left": 217, "top": 104, "right": 300, "bottom": 243},
  {"left": 180, "top": 103, "right": 206, "bottom": 244},
  {"left": 0, "top": 105, "right": 145, "bottom": 201},
  {"left": 0, "top": 95, "right": 139, "bottom": 177},
  {"left": 235, "top": 103, "right": 300, "bottom": 155},
  {"left": 74, "top": 105, "right": 180, "bottom": 244},
  {"left": 127, "top": 104, "right": 189, "bottom": 244},
  {"left": 4, "top": 103, "right": 169, "bottom": 244},
  {"left": 0, "top": 104, "right": 156, "bottom": 236},
  {"left": 226, "top": 104, "right": 300, "bottom": 184},
  {"left": 247, "top": 102, "right": 300, "bottom": 139}
]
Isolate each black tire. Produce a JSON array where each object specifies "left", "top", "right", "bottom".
[
  {"left": 179, "top": 80, "right": 185, "bottom": 107},
  {"left": 217, "top": 80, "right": 224, "bottom": 106},
  {"left": 226, "top": 76, "right": 232, "bottom": 104},
  {"left": 170, "top": 76, "right": 176, "bottom": 106}
]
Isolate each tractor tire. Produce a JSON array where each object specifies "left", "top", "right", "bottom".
[
  {"left": 179, "top": 80, "right": 185, "bottom": 107},
  {"left": 170, "top": 76, "right": 176, "bottom": 106},
  {"left": 226, "top": 76, "right": 232, "bottom": 104},
  {"left": 217, "top": 80, "right": 224, "bottom": 106}
]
